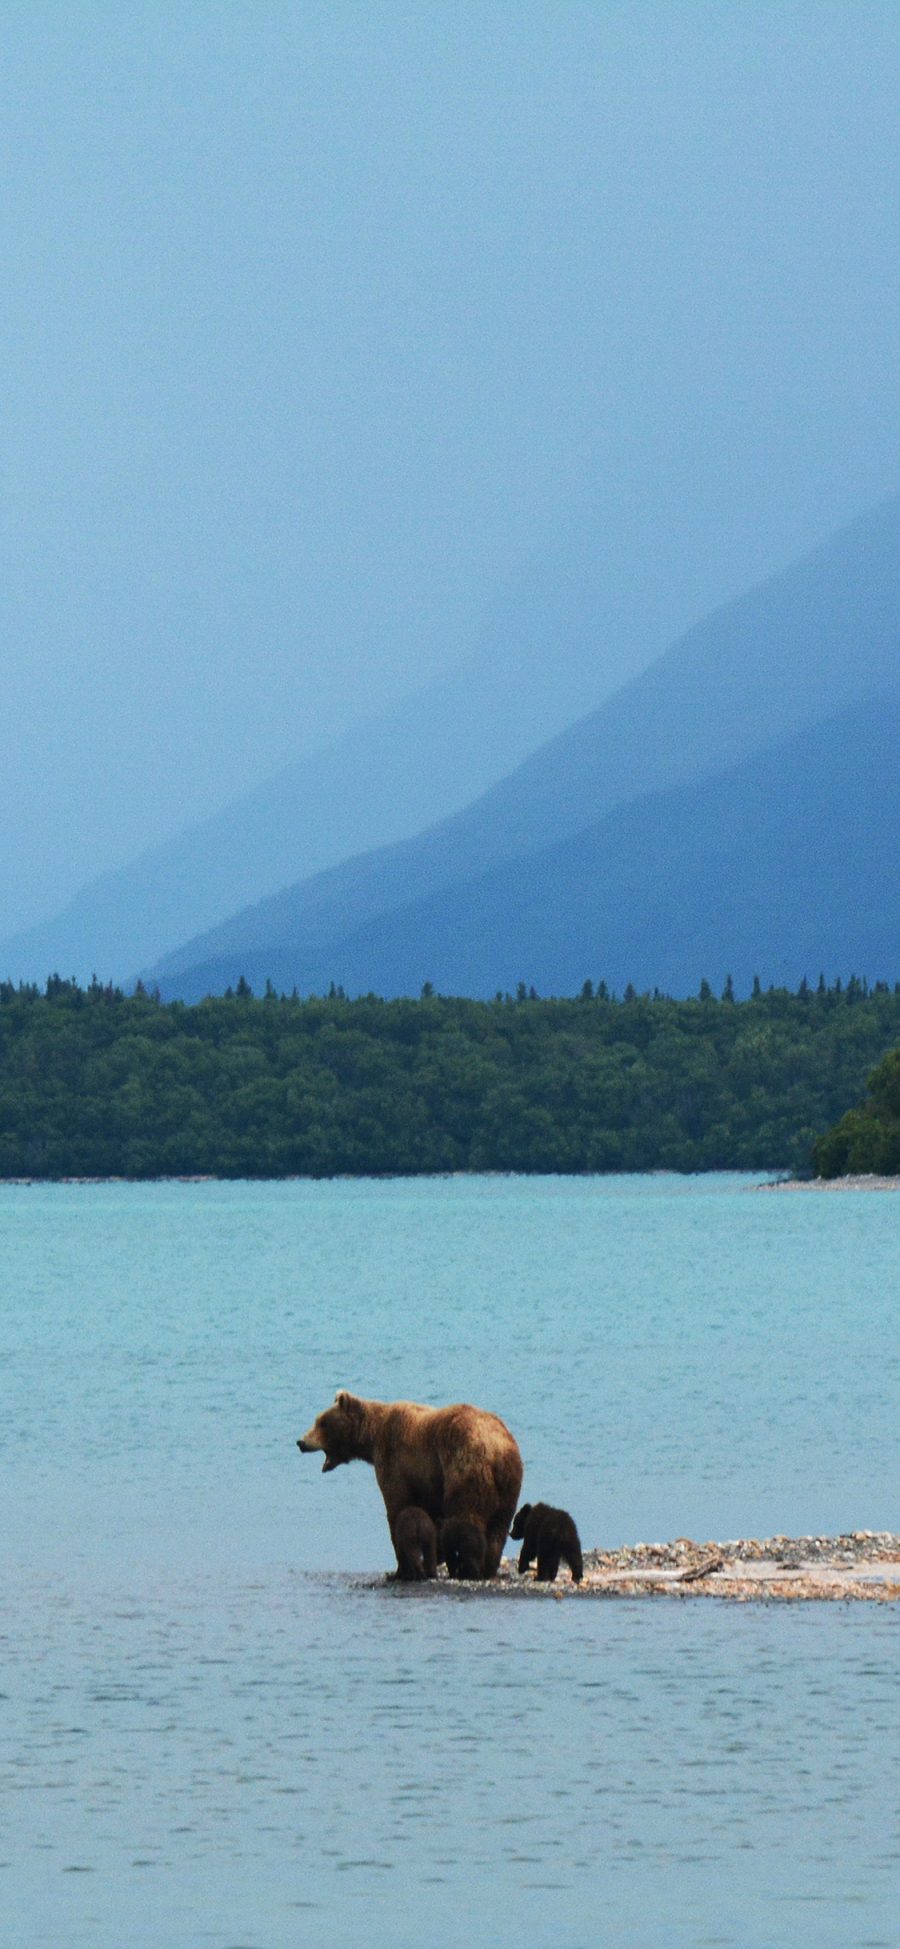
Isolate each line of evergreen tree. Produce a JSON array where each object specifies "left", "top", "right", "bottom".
[{"left": 0, "top": 972, "right": 897, "bottom": 1179}]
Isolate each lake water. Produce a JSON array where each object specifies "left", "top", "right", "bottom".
[{"left": 2, "top": 1174, "right": 898, "bottom": 1947}]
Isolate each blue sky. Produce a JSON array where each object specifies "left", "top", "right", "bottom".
[{"left": 3, "top": 2, "right": 900, "bottom": 936}]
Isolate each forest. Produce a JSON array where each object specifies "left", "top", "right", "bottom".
[
  {"left": 812, "top": 1042, "right": 900, "bottom": 1176},
  {"left": 0, "top": 973, "right": 898, "bottom": 1179}
]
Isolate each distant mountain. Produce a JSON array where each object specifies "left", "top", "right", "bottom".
[
  {"left": 146, "top": 493, "right": 900, "bottom": 1000},
  {"left": 0, "top": 690, "right": 479, "bottom": 986},
  {"left": 0, "top": 496, "right": 676, "bottom": 986},
  {"left": 197, "top": 695, "right": 897, "bottom": 1000}
]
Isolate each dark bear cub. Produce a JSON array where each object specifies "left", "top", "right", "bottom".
[
  {"left": 394, "top": 1505, "right": 438, "bottom": 1581},
  {"left": 510, "top": 1502, "right": 583, "bottom": 1584},
  {"left": 439, "top": 1516, "right": 487, "bottom": 1581}
]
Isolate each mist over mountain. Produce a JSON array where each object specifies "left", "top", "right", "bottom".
[
  {"left": 199, "top": 695, "right": 895, "bottom": 1003},
  {"left": 8, "top": 8, "right": 900, "bottom": 951},
  {"left": 145, "top": 493, "right": 900, "bottom": 1002},
  {"left": 0, "top": 498, "right": 695, "bottom": 985}
]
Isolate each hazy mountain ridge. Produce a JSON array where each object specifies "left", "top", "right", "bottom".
[
  {"left": 150, "top": 695, "right": 900, "bottom": 1002},
  {"left": 146, "top": 493, "right": 900, "bottom": 1000},
  {"left": 0, "top": 501, "right": 676, "bottom": 986}
]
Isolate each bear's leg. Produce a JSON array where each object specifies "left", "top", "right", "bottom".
[
  {"left": 391, "top": 1511, "right": 421, "bottom": 1580},
  {"left": 536, "top": 1546, "right": 561, "bottom": 1582},
  {"left": 517, "top": 1508, "right": 544, "bottom": 1576},
  {"left": 394, "top": 1546, "right": 422, "bottom": 1581},
  {"left": 486, "top": 1476, "right": 523, "bottom": 1577},
  {"left": 441, "top": 1517, "right": 489, "bottom": 1579},
  {"left": 564, "top": 1533, "right": 584, "bottom": 1583},
  {"left": 392, "top": 1508, "right": 439, "bottom": 1581},
  {"left": 483, "top": 1515, "right": 513, "bottom": 1578}
]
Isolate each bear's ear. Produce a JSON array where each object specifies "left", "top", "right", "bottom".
[{"left": 335, "top": 1389, "right": 358, "bottom": 1412}]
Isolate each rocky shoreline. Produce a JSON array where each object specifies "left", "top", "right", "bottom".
[
  {"left": 566, "top": 1530, "right": 900, "bottom": 1601},
  {"left": 386, "top": 1531, "right": 900, "bottom": 1600}
]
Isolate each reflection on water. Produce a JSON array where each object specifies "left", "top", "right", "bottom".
[{"left": 1, "top": 1176, "right": 898, "bottom": 1947}]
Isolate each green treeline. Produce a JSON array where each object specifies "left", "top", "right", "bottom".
[
  {"left": 812, "top": 1043, "right": 900, "bottom": 1176},
  {"left": 0, "top": 973, "right": 898, "bottom": 1178}
]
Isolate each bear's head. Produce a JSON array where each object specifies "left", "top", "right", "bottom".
[
  {"left": 509, "top": 1503, "right": 532, "bottom": 1541},
  {"left": 297, "top": 1390, "right": 366, "bottom": 1472}
]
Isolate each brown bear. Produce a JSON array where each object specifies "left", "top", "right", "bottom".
[
  {"left": 439, "top": 1516, "right": 487, "bottom": 1581},
  {"left": 297, "top": 1391, "right": 522, "bottom": 1579},
  {"left": 510, "top": 1502, "right": 583, "bottom": 1583},
  {"left": 393, "top": 1506, "right": 438, "bottom": 1582}
]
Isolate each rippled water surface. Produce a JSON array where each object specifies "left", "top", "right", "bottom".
[{"left": 2, "top": 1175, "right": 898, "bottom": 1947}]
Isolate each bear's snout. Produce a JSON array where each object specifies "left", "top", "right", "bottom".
[{"left": 297, "top": 1432, "right": 337, "bottom": 1472}]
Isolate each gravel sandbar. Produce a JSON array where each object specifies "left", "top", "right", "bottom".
[{"left": 386, "top": 1532, "right": 900, "bottom": 1601}]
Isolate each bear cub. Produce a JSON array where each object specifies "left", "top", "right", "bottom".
[
  {"left": 510, "top": 1502, "right": 583, "bottom": 1584},
  {"left": 393, "top": 1505, "right": 438, "bottom": 1581},
  {"left": 439, "top": 1517, "right": 487, "bottom": 1581}
]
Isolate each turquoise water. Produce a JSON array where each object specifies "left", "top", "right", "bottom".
[{"left": 2, "top": 1175, "right": 898, "bottom": 1947}]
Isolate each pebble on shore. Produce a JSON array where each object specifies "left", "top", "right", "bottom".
[{"left": 386, "top": 1532, "right": 900, "bottom": 1601}]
